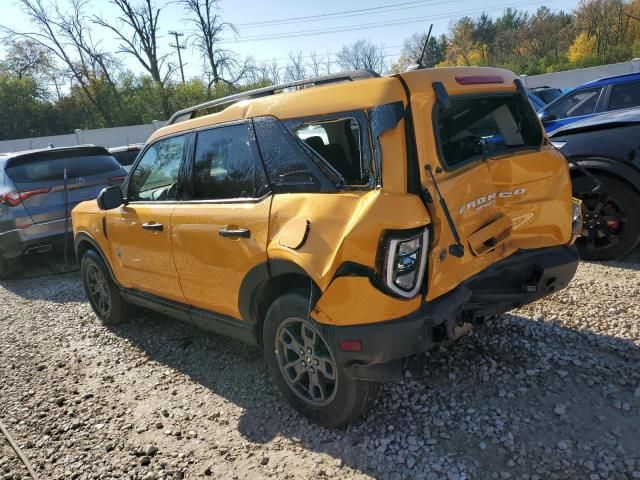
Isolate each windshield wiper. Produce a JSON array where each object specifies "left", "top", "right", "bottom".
[{"left": 425, "top": 164, "right": 464, "bottom": 258}]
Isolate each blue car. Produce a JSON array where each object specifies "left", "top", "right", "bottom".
[
  {"left": 528, "top": 92, "right": 547, "bottom": 111},
  {"left": 538, "top": 72, "right": 640, "bottom": 134}
]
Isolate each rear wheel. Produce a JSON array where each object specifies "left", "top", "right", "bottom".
[
  {"left": 573, "top": 175, "right": 640, "bottom": 261},
  {"left": 81, "top": 250, "right": 130, "bottom": 325},
  {"left": 263, "top": 290, "right": 379, "bottom": 427}
]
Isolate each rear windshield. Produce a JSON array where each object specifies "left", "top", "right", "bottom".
[
  {"left": 436, "top": 94, "right": 543, "bottom": 169},
  {"left": 6, "top": 154, "right": 121, "bottom": 183}
]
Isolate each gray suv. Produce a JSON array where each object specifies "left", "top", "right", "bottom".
[{"left": 0, "top": 146, "right": 126, "bottom": 278}]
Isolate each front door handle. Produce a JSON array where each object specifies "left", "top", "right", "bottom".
[
  {"left": 219, "top": 227, "right": 250, "bottom": 239},
  {"left": 142, "top": 222, "right": 163, "bottom": 232}
]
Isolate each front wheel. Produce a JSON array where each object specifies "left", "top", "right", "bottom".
[
  {"left": 573, "top": 175, "right": 640, "bottom": 261},
  {"left": 81, "top": 250, "right": 131, "bottom": 325},
  {"left": 263, "top": 291, "right": 379, "bottom": 427}
]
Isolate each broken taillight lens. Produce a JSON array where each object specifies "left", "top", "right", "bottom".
[{"left": 0, "top": 188, "right": 51, "bottom": 207}]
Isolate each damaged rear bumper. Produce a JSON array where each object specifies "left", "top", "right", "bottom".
[{"left": 320, "top": 245, "right": 579, "bottom": 382}]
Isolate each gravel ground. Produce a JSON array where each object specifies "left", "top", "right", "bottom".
[{"left": 0, "top": 248, "right": 639, "bottom": 480}]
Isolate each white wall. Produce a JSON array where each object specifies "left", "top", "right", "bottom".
[
  {"left": 520, "top": 59, "right": 640, "bottom": 90},
  {"left": 0, "top": 121, "right": 164, "bottom": 154}
]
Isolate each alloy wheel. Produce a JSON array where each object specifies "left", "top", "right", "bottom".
[
  {"left": 578, "top": 191, "right": 627, "bottom": 253},
  {"left": 275, "top": 317, "right": 338, "bottom": 407},
  {"left": 85, "top": 264, "right": 111, "bottom": 317}
]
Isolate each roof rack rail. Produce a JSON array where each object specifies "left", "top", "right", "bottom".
[{"left": 166, "top": 69, "right": 380, "bottom": 125}]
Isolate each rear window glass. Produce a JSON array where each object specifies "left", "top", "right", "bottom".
[
  {"left": 436, "top": 94, "right": 542, "bottom": 168},
  {"left": 6, "top": 154, "right": 121, "bottom": 183}
]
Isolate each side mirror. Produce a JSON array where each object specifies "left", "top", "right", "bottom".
[
  {"left": 539, "top": 113, "right": 556, "bottom": 123},
  {"left": 97, "top": 186, "right": 124, "bottom": 210}
]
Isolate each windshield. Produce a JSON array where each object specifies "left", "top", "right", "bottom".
[{"left": 436, "top": 94, "right": 543, "bottom": 169}]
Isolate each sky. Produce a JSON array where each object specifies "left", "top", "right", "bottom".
[{"left": 2, "top": 0, "right": 582, "bottom": 80}]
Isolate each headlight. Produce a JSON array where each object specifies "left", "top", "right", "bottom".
[{"left": 381, "top": 228, "right": 429, "bottom": 298}]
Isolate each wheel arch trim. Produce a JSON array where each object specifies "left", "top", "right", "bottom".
[
  {"left": 74, "top": 232, "right": 120, "bottom": 286},
  {"left": 568, "top": 156, "right": 640, "bottom": 194},
  {"left": 238, "top": 258, "right": 320, "bottom": 327}
]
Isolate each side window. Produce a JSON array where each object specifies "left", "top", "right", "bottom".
[
  {"left": 193, "top": 123, "right": 268, "bottom": 200},
  {"left": 608, "top": 82, "right": 640, "bottom": 111},
  {"left": 254, "top": 116, "right": 336, "bottom": 194},
  {"left": 546, "top": 88, "right": 601, "bottom": 119},
  {"left": 293, "top": 118, "right": 364, "bottom": 185},
  {"left": 128, "top": 135, "right": 185, "bottom": 202}
]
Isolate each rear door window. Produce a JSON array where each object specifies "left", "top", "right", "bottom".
[
  {"left": 436, "top": 94, "right": 543, "bottom": 169},
  {"left": 293, "top": 118, "right": 365, "bottom": 185},
  {"left": 607, "top": 82, "right": 640, "bottom": 111},
  {"left": 6, "top": 154, "right": 122, "bottom": 184},
  {"left": 546, "top": 87, "right": 602, "bottom": 119},
  {"left": 192, "top": 123, "right": 269, "bottom": 200}
]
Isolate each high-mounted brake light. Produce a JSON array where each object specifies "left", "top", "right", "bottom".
[
  {"left": 455, "top": 75, "right": 504, "bottom": 85},
  {"left": 0, "top": 188, "right": 51, "bottom": 207}
]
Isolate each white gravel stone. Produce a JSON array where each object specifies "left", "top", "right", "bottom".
[{"left": 0, "top": 251, "right": 639, "bottom": 479}]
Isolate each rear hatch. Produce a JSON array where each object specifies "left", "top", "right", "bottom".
[
  {"left": 4, "top": 148, "right": 126, "bottom": 225},
  {"left": 400, "top": 68, "right": 573, "bottom": 301}
]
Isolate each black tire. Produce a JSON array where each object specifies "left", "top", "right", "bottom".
[
  {"left": 81, "top": 250, "right": 130, "bottom": 325},
  {"left": 263, "top": 290, "right": 379, "bottom": 427},
  {"left": 573, "top": 175, "right": 640, "bottom": 261},
  {"left": 0, "top": 256, "right": 21, "bottom": 280}
]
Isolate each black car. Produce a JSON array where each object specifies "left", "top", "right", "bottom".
[
  {"left": 0, "top": 145, "right": 126, "bottom": 278},
  {"left": 550, "top": 108, "right": 640, "bottom": 260}
]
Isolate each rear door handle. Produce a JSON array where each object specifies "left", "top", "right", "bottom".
[
  {"left": 219, "top": 228, "right": 250, "bottom": 239},
  {"left": 141, "top": 222, "right": 163, "bottom": 232}
]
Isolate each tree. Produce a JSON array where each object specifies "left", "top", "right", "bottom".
[
  {"left": 2, "top": 0, "right": 121, "bottom": 126},
  {"left": 524, "top": 7, "right": 575, "bottom": 65},
  {"left": 1, "top": 39, "right": 53, "bottom": 79},
  {"left": 474, "top": 13, "right": 496, "bottom": 64},
  {"left": 443, "top": 17, "right": 482, "bottom": 66},
  {"left": 0, "top": 72, "right": 51, "bottom": 140},
  {"left": 567, "top": 31, "right": 598, "bottom": 64},
  {"left": 575, "top": 0, "right": 637, "bottom": 63},
  {"left": 337, "top": 39, "right": 385, "bottom": 72},
  {"left": 284, "top": 51, "right": 306, "bottom": 82},
  {"left": 94, "top": 0, "right": 173, "bottom": 116},
  {"left": 179, "top": 0, "right": 251, "bottom": 90}
]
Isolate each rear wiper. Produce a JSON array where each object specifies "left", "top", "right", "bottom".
[{"left": 425, "top": 164, "right": 465, "bottom": 258}]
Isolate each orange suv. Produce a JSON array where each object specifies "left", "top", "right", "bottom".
[{"left": 73, "top": 67, "right": 582, "bottom": 426}]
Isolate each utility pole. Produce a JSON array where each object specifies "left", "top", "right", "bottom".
[{"left": 169, "top": 31, "right": 186, "bottom": 84}]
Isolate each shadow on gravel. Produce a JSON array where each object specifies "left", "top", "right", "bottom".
[
  {"left": 0, "top": 251, "right": 81, "bottom": 303},
  {"left": 107, "top": 306, "right": 640, "bottom": 479}
]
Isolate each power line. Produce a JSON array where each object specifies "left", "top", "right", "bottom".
[
  {"left": 251, "top": 45, "right": 404, "bottom": 64},
  {"left": 236, "top": 0, "right": 450, "bottom": 28},
  {"left": 225, "top": 0, "right": 559, "bottom": 43}
]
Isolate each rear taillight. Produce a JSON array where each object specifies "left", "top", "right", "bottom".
[
  {"left": 455, "top": 75, "right": 504, "bottom": 85},
  {"left": 380, "top": 228, "right": 429, "bottom": 298},
  {"left": 0, "top": 188, "right": 50, "bottom": 207},
  {"left": 109, "top": 176, "right": 126, "bottom": 184}
]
